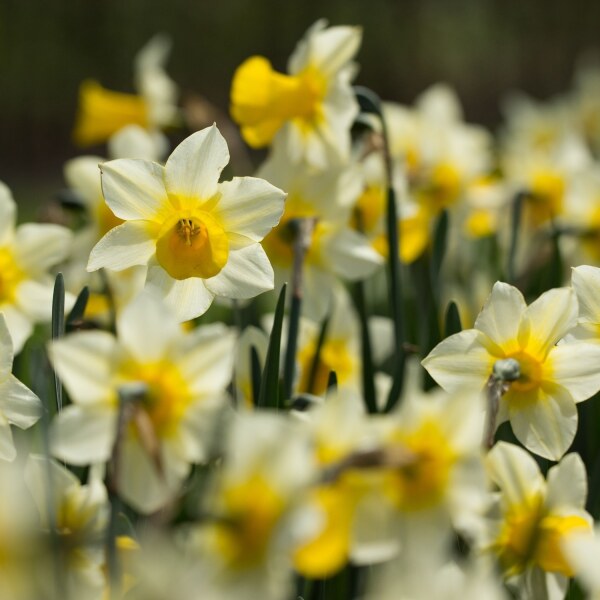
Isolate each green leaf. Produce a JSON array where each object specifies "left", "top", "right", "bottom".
[
  {"left": 430, "top": 210, "right": 448, "bottom": 304},
  {"left": 353, "top": 282, "right": 377, "bottom": 413},
  {"left": 507, "top": 191, "right": 525, "bottom": 284},
  {"left": 66, "top": 286, "right": 89, "bottom": 331},
  {"left": 444, "top": 301, "right": 462, "bottom": 337},
  {"left": 250, "top": 345, "right": 262, "bottom": 407},
  {"left": 353, "top": 85, "right": 383, "bottom": 117},
  {"left": 283, "top": 293, "right": 301, "bottom": 402},
  {"left": 259, "top": 284, "right": 286, "bottom": 409},
  {"left": 51, "top": 273, "right": 65, "bottom": 413},
  {"left": 306, "top": 316, "right": 329, "bottom": 395}
]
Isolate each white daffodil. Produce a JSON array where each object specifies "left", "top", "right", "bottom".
[
  {"left": 0, "top": 314, "right": 41, "bottom": 461},
  {"left": 230, "top": 19, "right": 361, "bottom": 169},
  {"left": 48, "top": 293, "right": 235, "bottom": 513},
  {"left": 25, "top": 456, "right": 109, "bottom": 600},
  {"left": 484, "top": 442, "right": 593, "bottom": 600},
  {"left": 87, "top": 125, "right": 286, "bottom": 321},
  {"left": 73, "top": 34, "right": 179, "bottom": 147},
  {"left": 258, "top": 151, "right": 382, "bottom": 321},
  {"left": 187, "top": 412, "right": 317, "bottom": 600},
  {"left": 423, "top": 281, "right": 600, "bottom": 460},
  {"left": 0, "top": 181, "right": 73, "bottom": 352}
]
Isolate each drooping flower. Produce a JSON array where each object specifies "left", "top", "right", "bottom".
[
  {"left": 87, "top": 125, "right": 286, "bottom": 321},
  {"left": 48, "top": 293, "right": 235, "bottom": 513},
  {"left": 230, "top": 19, "right": 362, "bottom": 169},
  {"left": 422, "top": 281, "right": 600, "bottom": 460},
  {"left": 0, "top": 181, "right": 73, "bottom": 352},
  {"left": 483, "top": 442, "right": 593, "bottom": 600},
  {"left": 73, "top": 35, "right": 179, "bottom": 147}
]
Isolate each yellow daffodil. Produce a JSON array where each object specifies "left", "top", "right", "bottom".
[
  {"left": 231, "top": 19, "right": 361, "bottom": 169},
  {"left": 74, "top": 35, "right": 179, "bottom": 147},
  {"left": 484, "top": 442, "right": 592, "bottom": 599},
  {"left": 87, "top": 124, "right": 286, "bottom": 321},
  {"left": 0, "top": 181, "right": 73, "bottom": 352},
  {"left": 423, "top": 282, "right": 600, "bottom": 460},
  {"left": 48, "top": 293, "right": 235, "bottom": 513}
]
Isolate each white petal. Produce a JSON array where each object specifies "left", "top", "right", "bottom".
[
  {"left": 14, "top": 279, "right": 54, "bottom": 321},
  {"left": 422, "top": 329, "right": 495, "bottom": 393},
  {"left": 50, "top": 405, "right": 116, "bottom": 465},
  {"left": 508, "top": 385, "right": 577, "bottom": 461},
  {"left": 0, "top": 314, "right": 14, "bottom": 379},
  {"left": 521, "top": 287, "right": 578, "bottom": 357},
  {"left": 48, "top": 331, "right": 116, "bottom": 405},
  {"left": 87, "top": 220, "right": 158, "bottom": 272},
  {"left": 145, "top": 264, "right": 215, "bottom": 321},
  {"left": 64, "top": 156, "right": 103, "bottom": 206},
  {"left": 549, "top": 342, "right": 600, "bottom": 402},
  {"left": 100, "top": 158, "right": 168, "bottom": 221},
  {"left": 486, "top": 441, "right": 544, "bottom": 506},
  {"left": 572, "top": 265, "right": 600, "bottom": 323},
  {"left": 215, "top": 177, "right": 285, "bottom": 241},
  {"left": 164, "top": 125, "right": 229, "bottom": 202},
  {"left": 474, "top": 282, "right": 526, "bottom": 351},
  {"left": 176, "top": 323, "right": 235, "bottom": 394},
  {"left": 108, "top": 125, "right": 163, "bottom": 161},
  {"left": 13, "top": 223, "right": 72, "bottom": 272},
  {"left": 117, "top": 292, "right": 181, "bottom": 363},
  {"left": 204, "top": 244, "right": 274, "bottom": 299},
  {"left": 322, "top": 228, "right": 383, "bottom": 281},
  {"left": 0, "top": 376, "right": 41, "bottom": 429},
  {"left": 0, "top": 414, "right": 16, "bottom": 461},
  {"left": 303, "top": 25, "right": 362, "bottom": 77},
  {"left": 173, "top": 398, "right": 224, "bottom": 462},
  {"left": 118, "top": 437, "right": 189, "bottom": 514},
  {"left": 301, "top": 267, "right": 336, "bottom": 322},
  {"left": 0, "top": 182, "right": 16, "bottom": 245},
  {"left": 546, "top": 453, "right": 588, "bottom": 510},
  {"left": 0, "top": 305, "right": 32, "bottom": 354}
]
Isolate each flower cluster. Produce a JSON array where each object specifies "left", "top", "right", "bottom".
[{"left": 6, "top": 19, "right": 600, "bottom": 600}]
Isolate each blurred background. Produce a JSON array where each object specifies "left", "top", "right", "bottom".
[{"left": 2, "top": 0, "right": 600, "bottom": 205}]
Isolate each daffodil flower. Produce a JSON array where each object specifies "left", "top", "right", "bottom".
[
  {"left": 231, "top": 19, "right": 361, "bottom": 169},
  {"left": 0, "top": 182, "right": 73, "bottom": 352},
  {"left": 87, "top": 125, "right": 286, "bottom": 321},
  {"left": 73, "top": 35, "right": 179, "bottom": 147},
  {"left": 48, "top": 293, "right": 235, "bottom": 513},
  {"left": 423, "top": 282, "right": 600, "bottom": 460},
  {"left": 484, "top": 442, "right": 593, "bottom": 599}
]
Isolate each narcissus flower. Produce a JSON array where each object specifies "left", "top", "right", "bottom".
[
  {"left": 48, "top": 293, "right": 235, "bottom": 513},
  {"left": 423, "top": 282, "right": 600, "bottom": 460},
  {"left": 87, "top": 125, "right": 286, "bottom": 321},
  {"left": 0, "top": 181, "right": 73, "bottom": 352},
  {"left": 73, "top": 35, "right": 179, "bottom": 147},
  {"left": 484, "top": 442, "right": 593, "bottom": 599},
  {"left": 230, "top": 19, "right": 361, "bottom": 169}
]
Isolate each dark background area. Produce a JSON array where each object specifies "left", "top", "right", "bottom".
[{"left": 2, "top": 0, "right": 600, "bottom": 207}]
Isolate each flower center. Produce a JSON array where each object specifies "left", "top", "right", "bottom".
[
  {"left": 385, "top": 421, "right": 455, "bottom": 512},
  {"left": 0, "top": 248, "right": 24, "bottom": 305},
  {"left": 117, "top": 360, "right": 192, "bottom": 438},
  {"left": 505, "top": 350, "right": 543, "bottom": 393},
  {"left": 495, "top": 494, "right": 590, "bottom": 577},
  {"left": 213, "top": 475, "right": 285, "bottom": 570},
  {"left": 155, "top": 212, "right": 229, "bottom": 280}
]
